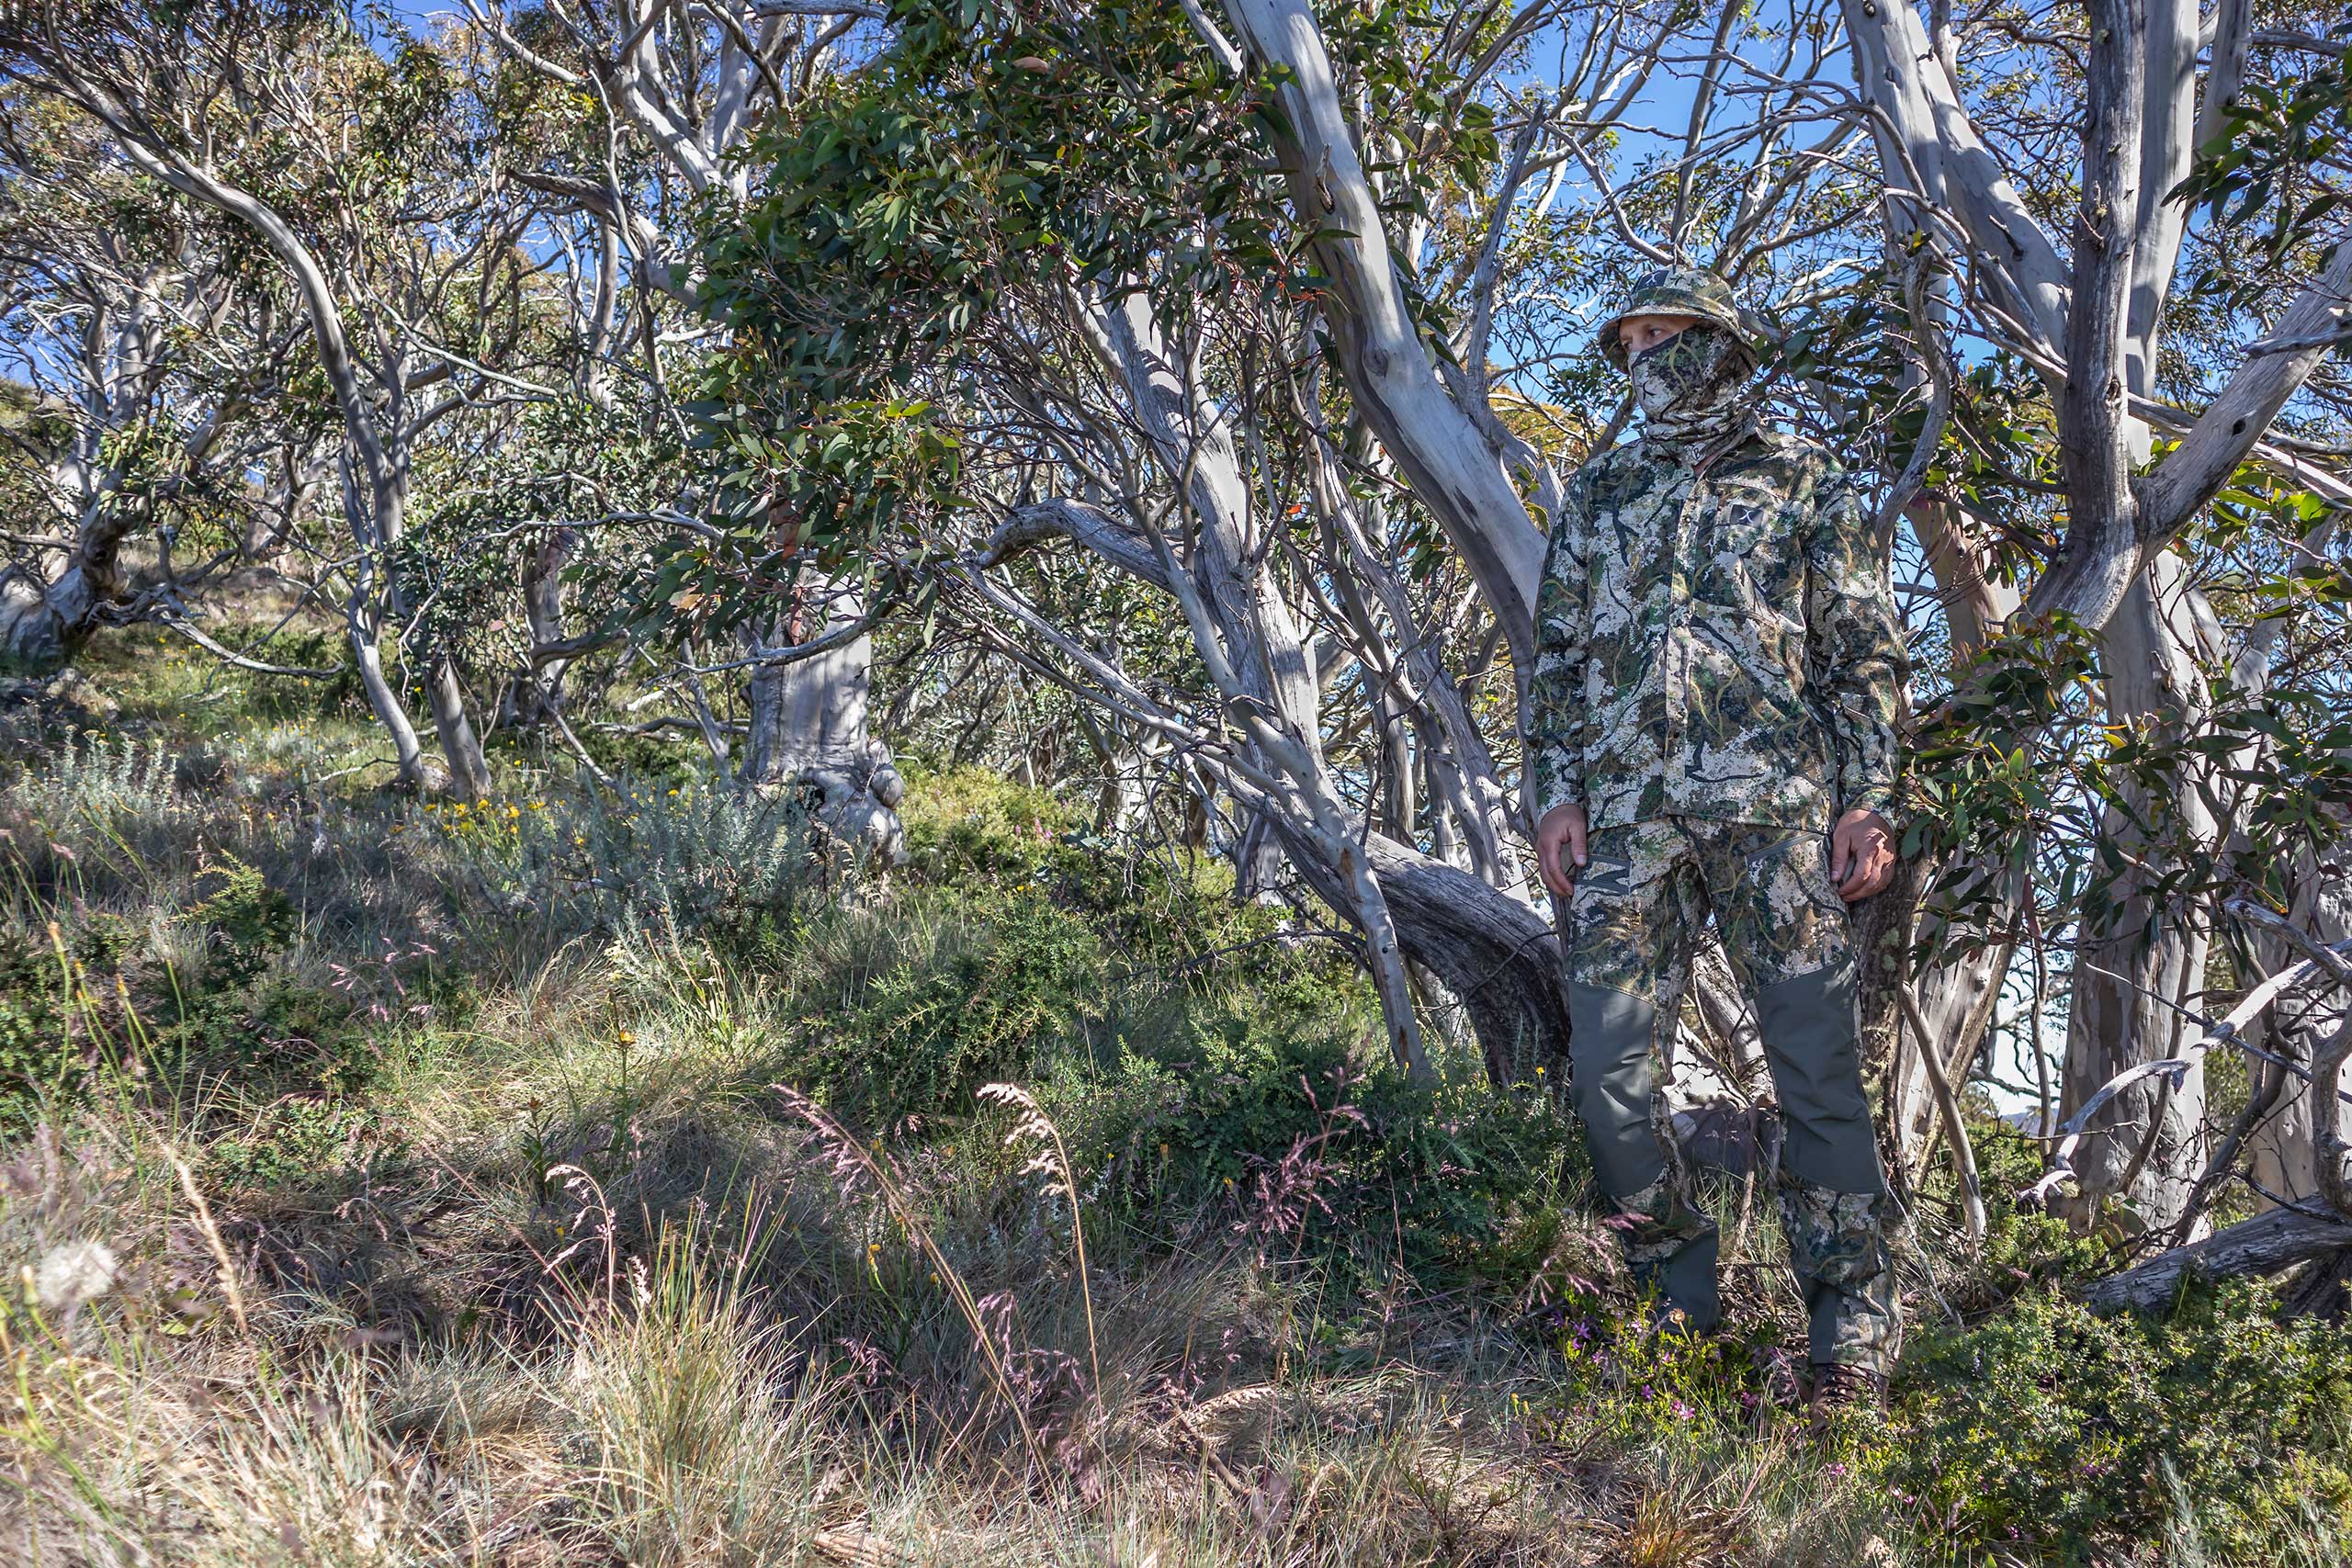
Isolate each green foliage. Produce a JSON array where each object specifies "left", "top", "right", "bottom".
[
  {"left": 1072, "top": 1019, "right": 1583, "bottom": 1292},
  {"left": 0, "top": 920, "right": 123, "bottom": 1133},
  {"left": 145, "top": 853, "right": 333, "bottom": 1079},
  {"left": 644, "top": 392, "right": 953, "bottom": 650},
  {"left": 1928, "top": 1122, "right": 2124, "bottom": 1314},
  {"left": 897, "top": 758, "right": 1079, "bottom": 881},
  {"left": 2176, "top": 21, "right": 2349, "bottom": 282},
  {"left": 1903, "top": 611, "right": 2102, "bottom": 864},
  {"left": 1885, "top": 1282, "right": 2352, "bottom": 1562},
  {"left": 702, "top": 0, "right": 1279, "bottom": 362},
  {"left": 1521, "top": 1301, "right": 1779, "bottom": 1446},
  {"left": 401, "top": 392, "right": 693, "bottom": 694},
  {"left": 0, "top": 846, "right": 376, "bottom": 1128},
  {"left": 852, "top": 768, "right": 1585, "bottom": 1277},
  {"left": 801, "top": 885, "right": 1107, "bottom": 1129},
  {"left": 184, "top": 855, "right": 295, "bottom": 993},
  {"left": 675, "top": 0, "right": 1309, "bottom": 644},
  {"left": 895, "top": 762, "right": 1278, "bottom": 978},
  {"left": 206, "top": 1096, "right": 379, "bottom": 1189},
  {"left": 7, "top": 729, "right": 177, "bottom": 827},
  {"left": 684, "top": 42, "right": 1019, "bottom": 634},
  {"left": 566, "top": 722, "right": 707, "bottom": 785},
  {"left": 1898, "top": 539, "right": 2352, "bottom": 966},
  {"left": 1895, "top": 553, "right": 2352, "bottom": 973}
]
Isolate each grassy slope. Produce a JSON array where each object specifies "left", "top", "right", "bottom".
[{"left": 0, "top": 630, "right": 2346, "bottom": 1567}]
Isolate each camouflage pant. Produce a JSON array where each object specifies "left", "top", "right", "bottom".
[{"left": 1558, "top": 817, "right": 1900, "bottom": 1373}]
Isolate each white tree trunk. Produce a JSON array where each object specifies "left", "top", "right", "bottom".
[
  {"left": 1214, "top": 0, "right": 1546, "bottom": 682},
  {"left": 740, "top": 575, "right": 906, "bottom": 868},
  {"left": 2248, "top": 860, "right": 2351, "bottom": 1211},
  {"left": 426, "top": 654, "right": 492, "bottom": 799},
  {"left": 505, "top": 525, "right": 577, "bottom": 728},
  {"left": 2056, "top": 563, "right": 2214, "bottom": 1234},
  {"left": 343, "top": 566, "right": 430, "bottom": 792}
]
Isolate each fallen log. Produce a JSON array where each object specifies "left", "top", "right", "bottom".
[{"left": 2082, "top": 1206, "right": 2352, "bottom": 1314}]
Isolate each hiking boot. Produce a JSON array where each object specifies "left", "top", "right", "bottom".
[{"left": 1807, "top": 1361, "right": 1887, "bottom": 1437}]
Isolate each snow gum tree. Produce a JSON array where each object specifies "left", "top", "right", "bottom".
[{"left": 0, "top": 4, "right": 591, "bottom": 795}]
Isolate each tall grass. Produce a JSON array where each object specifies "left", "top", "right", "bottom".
[{"left": 0, "top": 1107, "right": 1917, "bottom": 1567}]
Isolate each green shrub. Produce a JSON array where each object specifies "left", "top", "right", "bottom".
[
  {"left": 229, "top": 978, "right": 385, "bottom": 1094},
  {"left": 1887, "top": 1280, "right": 2352, "bottom": 1561},
  {"left": 220, "top": 627, "right": 369, "bottom": 720},
  {"left": 898, "top": 761, "right": 1076, "bottom": 882},
  {"left": 148, "top": 855, "right": 344, "bottom": 1077},
  {"left": 1521, "top": 1295, "right": 1777, "bottom": 1447},
  {"left": 796, "top": 764, "right": 1395, "bottom": 1135},
  {"left": 0, "top": 852, "right": 379, "bottom": 1127},
  {"left": 897, "top": 762, "right": 1238, "bottom": 972},
  {"left": 1070, "top": 1015, "right": 1584, "bottom": 1292},
  {"left": 801, "top": 886, "right": 1107, "bottom": 1127},
  {"left": 186, "top": 857, "right": 296, "bottom": 991},
  {"left": 10, "top": 730, "right": 177, "bottom": 823},
  {"left": 565, "top": 722, "right": 705, "bottom": 784},
  {"left": 415, "top": 776, "right": 809, "bottom": 943},
  {"left": 206, "top": 1097, "right": 381, "bottom": 1188},
  {"left": 0, "top": 918, "right": 129, "bottom": 1131},
  {"left": 1928, "top": 1121, "right": 2124, "bottom": 1313}
]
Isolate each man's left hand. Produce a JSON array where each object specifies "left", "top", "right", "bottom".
[{"left": 1829, "top": 808, "right": 1895, "bottom": 902}]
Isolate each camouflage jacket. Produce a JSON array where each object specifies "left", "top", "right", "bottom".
[{"left": 1525, "top": 428, "right": 1905, "bottom": 833}]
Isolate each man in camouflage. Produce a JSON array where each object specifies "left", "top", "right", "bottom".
[{"left": 1524, "top": 265, "right": 1907, "bottom": 1421}]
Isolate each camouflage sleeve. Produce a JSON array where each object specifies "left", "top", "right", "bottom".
[
  {"left": 1802, "top": 458, "right": 1906, "bottom": 820},
  {"left": 1524, "top": 467, "right": 1593, "bottom": 822}
]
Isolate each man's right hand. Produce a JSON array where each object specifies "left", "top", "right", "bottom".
[{"left": 1535, "top": 802, "right": 1589, "bottom": 897}]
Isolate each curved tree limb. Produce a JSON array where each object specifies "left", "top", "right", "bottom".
[
  {"left": 1215, "top": 0, "right": 1546, "bottom": 679},
  {"left": 1901, "top": 981, "right": 1985, "bottom": 1243},
  {"left": 153, "top": 610, "right": 342, "bottom": 679},
  {"left": 2027, "top": 916, "right": 2352, "bottom": 1211}
]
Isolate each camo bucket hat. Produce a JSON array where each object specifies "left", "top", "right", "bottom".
[{"left": 1596, "top": 265, "right": 1763, "bottom": 372}]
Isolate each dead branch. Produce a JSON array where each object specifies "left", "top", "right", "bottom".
[
  {"left": 2082, "top": 1204, "right": 2352, "bottom": 1315},
  {"left": 2024, "top": 935, "right": 2352, "bottom": 1212}
]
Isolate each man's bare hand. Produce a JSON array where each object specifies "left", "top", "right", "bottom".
[
  {"left": 1829, "top": 807, "right": 1895, "bottom": 902},
  {"left": 1536, "top": 802, "right": 1589, "bottom": 897}
]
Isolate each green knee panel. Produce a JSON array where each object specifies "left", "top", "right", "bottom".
[
  {"left": 1566, "top": 980, "right": 1722, "bottom": 1329},
  {"left": 1756, "top": 964, "right": 1899, "bottom": 1374},
  {"left": 1565, "top": 980, "right": 1668, "bottom": 1197},
  {"left": 1752, "top": 962, "right": 1884, "bottom": 1195},
  {"left": 1571, "top": 963, "right": 1882, "bottom": 1197}
]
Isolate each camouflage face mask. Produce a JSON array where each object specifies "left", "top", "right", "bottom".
[{"left": 1627, "top": 322, "right": 1736, "bottom": 417}]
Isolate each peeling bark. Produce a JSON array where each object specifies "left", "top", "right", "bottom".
[
  {"left": 2248, "top": 869, "right": 2351, "bottom": 1213},
  {"left": 2056, "top": 567, "right": 2214, "bottom": 1235}
]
